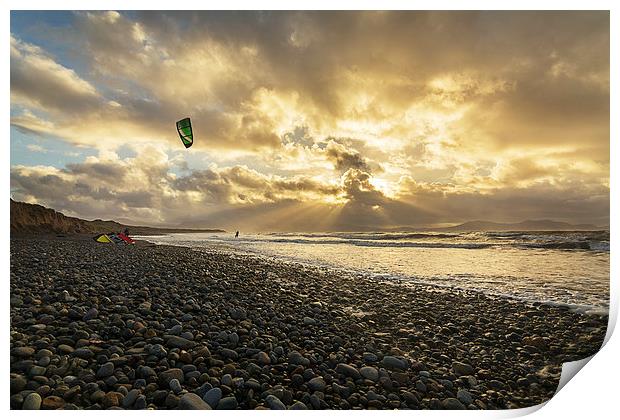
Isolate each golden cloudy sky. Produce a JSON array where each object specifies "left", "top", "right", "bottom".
[{"left": 10, "top": 11, "right": 609, "bottom": 231}]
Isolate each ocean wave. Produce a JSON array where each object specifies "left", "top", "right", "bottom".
[
  {"left": 266, "top": 232, "right": 460, "bottom": 240},
  {"left": 520, "top": 241, "right": 609, "bottom": 251},
  {"left": 521, "top": 241, "right": 592, "bottom": 250},
  {"left": 588, "top": 241, "right": 610, "bottom": 251},
  {"left": 236, "top": 237, "right": 496, "bottom": 249},
  {"left": 343, "top": 240, "right": 494, "bottom": 249},
  {"left": 233, "top": 236, "right": 608, "bottom": 251}
]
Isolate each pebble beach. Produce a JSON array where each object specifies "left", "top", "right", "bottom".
[{"left": 10, "top": 237, "right": 608, "bottom": 410}]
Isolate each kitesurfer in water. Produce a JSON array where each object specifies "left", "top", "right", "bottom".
[{"left": 235, "top": 231, "right": 239, "bottom": 238}]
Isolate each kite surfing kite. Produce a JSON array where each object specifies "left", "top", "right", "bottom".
[{"left": 176, "top": 117, "right": 194, "bottom": 148}]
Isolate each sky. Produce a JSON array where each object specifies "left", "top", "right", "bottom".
[{"left": 9, "top": 11, "right": 610, "bottom": 231}]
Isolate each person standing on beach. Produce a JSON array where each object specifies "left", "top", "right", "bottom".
[
  {"left": 235, "top": 230, "right": 239, "bottom": 238},
  {"left": 124, "top": 227, "right": 130, "bottom": 236}
]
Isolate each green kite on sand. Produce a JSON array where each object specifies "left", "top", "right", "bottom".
[{"left": 176, "top": 117, "right": 194, "bottom": 148}]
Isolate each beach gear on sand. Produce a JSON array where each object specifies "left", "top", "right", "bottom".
[
  {"left": 93, "top": 234, "right": 113, "bottom": 243},
  {"left": 108, "top": 234, "right": 124, "bottom": 244},
  {"left": 93, "top": 233, "right": 135, "bottom": 245},
  {"left": 117, "top": 233, "right": 135, "bottom": 244},
  {"left": 176, "top": 117, "right": 193, "bottom": 148}
]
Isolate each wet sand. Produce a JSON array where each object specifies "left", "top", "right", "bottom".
[{"left": 10, "top": 237, "right": 607, "bottom": 410}]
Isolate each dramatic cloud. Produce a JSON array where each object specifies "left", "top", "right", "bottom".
[
  {"left": 10, "top": 36, "right": 102, "bottom": 114},
  {"left": 10, "top": 11, "right": 609, "bottom": 229},
  {"left": 325, "top": 140, "right": 373, "bottom": 173}
]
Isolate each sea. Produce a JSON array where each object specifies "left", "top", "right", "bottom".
[{"left": 135, "top": 230, "right": 610, "bottom": 315}]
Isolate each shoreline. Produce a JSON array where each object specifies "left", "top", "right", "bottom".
[
  {"left": 137, "top": 234, "right": 610, "bottom": 317},
  {"left": 10, "top": 236, "right": 608, "bottom": 410}
]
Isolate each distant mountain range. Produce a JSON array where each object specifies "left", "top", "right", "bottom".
[
  {"left": 10, "top": 199, "right": 603, "bottom": 235},
  {"left": 437, "top": 219, "right": 602, "bottom": 232},
  {"left": 10, "top": 200, "right": 225, "bottom": 235}
]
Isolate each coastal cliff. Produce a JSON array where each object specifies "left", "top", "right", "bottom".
[{"left": 10, "top": 200, "right": 224, "bottom": 235}]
